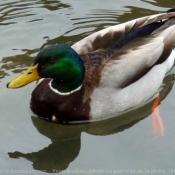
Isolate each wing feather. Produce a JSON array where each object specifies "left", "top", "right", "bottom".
[
  {"left": 72, "top": 12, "right": 175, "bottom": 98},
  {"left": 72, "top": 12, "right": 175, "bottom": 54}
]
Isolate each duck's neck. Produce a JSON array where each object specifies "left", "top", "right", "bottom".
[
  {"left": 50, "top": 55, "right": 85, "bottom": 95},
  {"left": 50, "top": 76, "right": 83, "bottom": 95}
]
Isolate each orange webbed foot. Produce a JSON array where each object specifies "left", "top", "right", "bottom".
[{"left": 151, "top": 93, "right": 164, "bottom": 136}]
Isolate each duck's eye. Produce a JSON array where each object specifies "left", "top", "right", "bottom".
[{"left": 49, "top": 57, "right": 56, "bottom": 63}]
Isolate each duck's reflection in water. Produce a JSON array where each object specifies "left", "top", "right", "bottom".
[{"left": 9, "top": 138, "right": 80, "bottom": 172}]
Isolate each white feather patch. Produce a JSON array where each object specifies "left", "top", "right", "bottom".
[{"left": 90, "top": 49, "right": 175, "bottom": 119}]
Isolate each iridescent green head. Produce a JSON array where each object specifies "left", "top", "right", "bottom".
[
  {"left": 34, "top": 44, "right": 84, "bottom": 79},
  {"left": 7, "top": 44, "right": 85, "bottom": 93},
  {"left": 35, "top": 44, "right": 85, "bottom": 93}
]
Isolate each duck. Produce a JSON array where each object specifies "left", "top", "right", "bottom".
[{"left": 7, "top": 9, "right": 175, "bottom": 124}]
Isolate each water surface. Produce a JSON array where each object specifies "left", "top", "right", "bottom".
[{"left": 1, "top": 0, "right": 175, "bottom": 174}]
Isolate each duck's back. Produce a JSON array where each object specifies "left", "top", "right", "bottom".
[{"left": 72, "top": 11, "right": 175, "bottom": 119}]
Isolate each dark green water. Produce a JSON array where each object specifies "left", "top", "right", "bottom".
[{"left": 1, "top": 0, "right": 175, "bottom": 174}]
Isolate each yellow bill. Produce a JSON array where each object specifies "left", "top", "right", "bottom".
[{"left": 7, "top": 64, "right": 40, "bottom": 89}]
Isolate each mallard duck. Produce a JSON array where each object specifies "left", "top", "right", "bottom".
[{"left": 7, "top": 9, "right": 175, "bottom": 123}]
